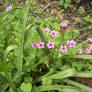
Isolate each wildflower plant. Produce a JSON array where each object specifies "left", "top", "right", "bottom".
[
  {"left": 0, "top": 0, "right": 92, "bottom": 92},
  {"left": 30, "top": 24, "right": 92, "bottom": 75}
]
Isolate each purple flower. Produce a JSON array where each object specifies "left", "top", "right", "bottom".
[
  {"left": 61, "top": 23, "right": 67, "bottom": 28},
  {"left": 51, "top": 30, "right": 57, "bottom": 37},
  {"left": 6, "top": 6, "right": 12, "bottom": 11},
  {"left": 67, "top": 40, "right": 72, "bottom": 47},
  {"left": 37, "top": 41, "right": 45, "bottom": 49},
  {"left": 67, "top": 40, "right": 77, "bottom": 47},
  {"left": 44, "top": 28, "right": 50, "bottom": 34},
  {"left": 32, "top": 42, "right": 37, "bottom": 48},
  {"left": 78, "top": 49, "right": 83, "bottom": 54},
  {"left": 5, "top": 2, "right": 8, "bottom": 5},
  {"left": 60, "top": 45, "right": 67, "bottom": 53},
  {"left": 70, "top": 40, "right": 77, "bottom": 47},
  {"left": 47, "top": 41, "right": 54, "bottom": 48},
  {"left": 85, "top": 48, "right": 91, "bottom": 54},
  {"left": 25, "top": 1, "right": 28, "bottom": 4},
  {"left": 89, "top": 45, "right": 92, "bottom": 51},
  {"left": 88, "top": 38, "right": 92, "bottom": 42}
]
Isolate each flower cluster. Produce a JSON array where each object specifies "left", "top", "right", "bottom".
[
  {"left": 44, "top": 28, "right": 57, "bottom": 37},
  {"left": 85, "top": 44, "right": 92, "bottom": 54},
  {"left": 31, "top": 39, "right": 77, "bottom": 53},
  {"left": 32, "top": 27, "right": 58, "bottom": 49},
  {"left": 31, "top": 28, "right": 92, "bottom": 55},
  {"left": 6, "top": 1, "right": 28, "bottom": 12},
  {"left": 78, "top": 44, "right": 92, "bottom": 55},
  {"left": 60, "top": 40, "right": 77, "bottom": 53},
  {"left": 31, "top": 41, "right": 54, "bottom": 49},
  {"left": 31, "top": 28, "right": 77, "bottom": 53},
  {"left": 67, "top": 40, "right": 77, "bottom": 47}
]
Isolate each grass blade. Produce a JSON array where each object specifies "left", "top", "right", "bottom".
[
  {"left": 74, "top": 55, "right": 92, "bottom": 60},
  {"left": 47, "top": 68, "right": 76, "bottom": 79},
  {"left": 34, "top": 68, "right": 76, "bottom": 83},
  {"left": 73, "top": 71, "right": 92, "bottom": 78},
  {"left": 32, "top": 85, "right": 83, "bottom": 92},
  {"left": 18, "top": 0, "right": 31, "bottom": 82},
  {"left": 36, "top": 25, "right": 46, "bottom": 43},
  {"left": 3, "top": 45, "right": 18, "bottom": 62}
]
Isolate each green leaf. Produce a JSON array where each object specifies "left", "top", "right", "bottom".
[
  {"left": 32, "top": 86, "right": 40, "bottom": 92},
  {"left": 18, "top": 0, "right": 31, "bottom": 82},
  {"left": 62, "top": 88, "right": 83, "bottom": 92},
  {"left": 60, "top": 9, "right": 64, "bottom": 14},
  {"left": 74, "top": 55, "right": 92, "bottom": 60},
  {"left": 4, "top": 45, "right": 18, "bottom": 62},
  {"left": 59, "top": 0, "right": 64, "bottom": 5},
  {"left": 20, "top": 83, "right": 32, "bottom": 92},
  {"left": 73, "top": 71, "right": 92, "bottom": 78},
  {"left": 34, "top": 68, "right": 76, "bottom": 83},
  {"left": 0, "top": 62, "right": 17, "bottom": 92},
  {"left": 42, "top": 78, "right": 52, "bottom": 85},
  {"left": 65, "top": 0, "right": 71, "bottom": 3},
  {"left": 0, "top": 73, "right": 8, "bottom": 84},
  {"left": 47, "top": 68, "right": 76, "bottom": 79},
  {"left": 33, "top": 85, "right": 82, "bottom": 92}
]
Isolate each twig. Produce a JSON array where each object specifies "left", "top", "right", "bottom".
[{"left": 41, "top": 1, "right": 58, "bottom": 11}]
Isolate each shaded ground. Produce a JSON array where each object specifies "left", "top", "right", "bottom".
[{"left": 71, "top": 77, "right": 92, "bottom": 88}]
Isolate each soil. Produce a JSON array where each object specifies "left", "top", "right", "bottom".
[{"left": 70, "top": 77, "right": 92, "bottom": 88}]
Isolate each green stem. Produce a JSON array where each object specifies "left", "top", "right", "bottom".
[
  {"left": 36, "top": 25, "right": 46, "bottom": 43},
  {"left": 18, "top": 0, "right": 31, "bottom": 82},
  {"left": 32, "top": 85, "right": 77, "bottom": 92}
]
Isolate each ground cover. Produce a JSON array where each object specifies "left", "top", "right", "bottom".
[{"left": 0, "top": 0, "right": 92, "bottom": 92}]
